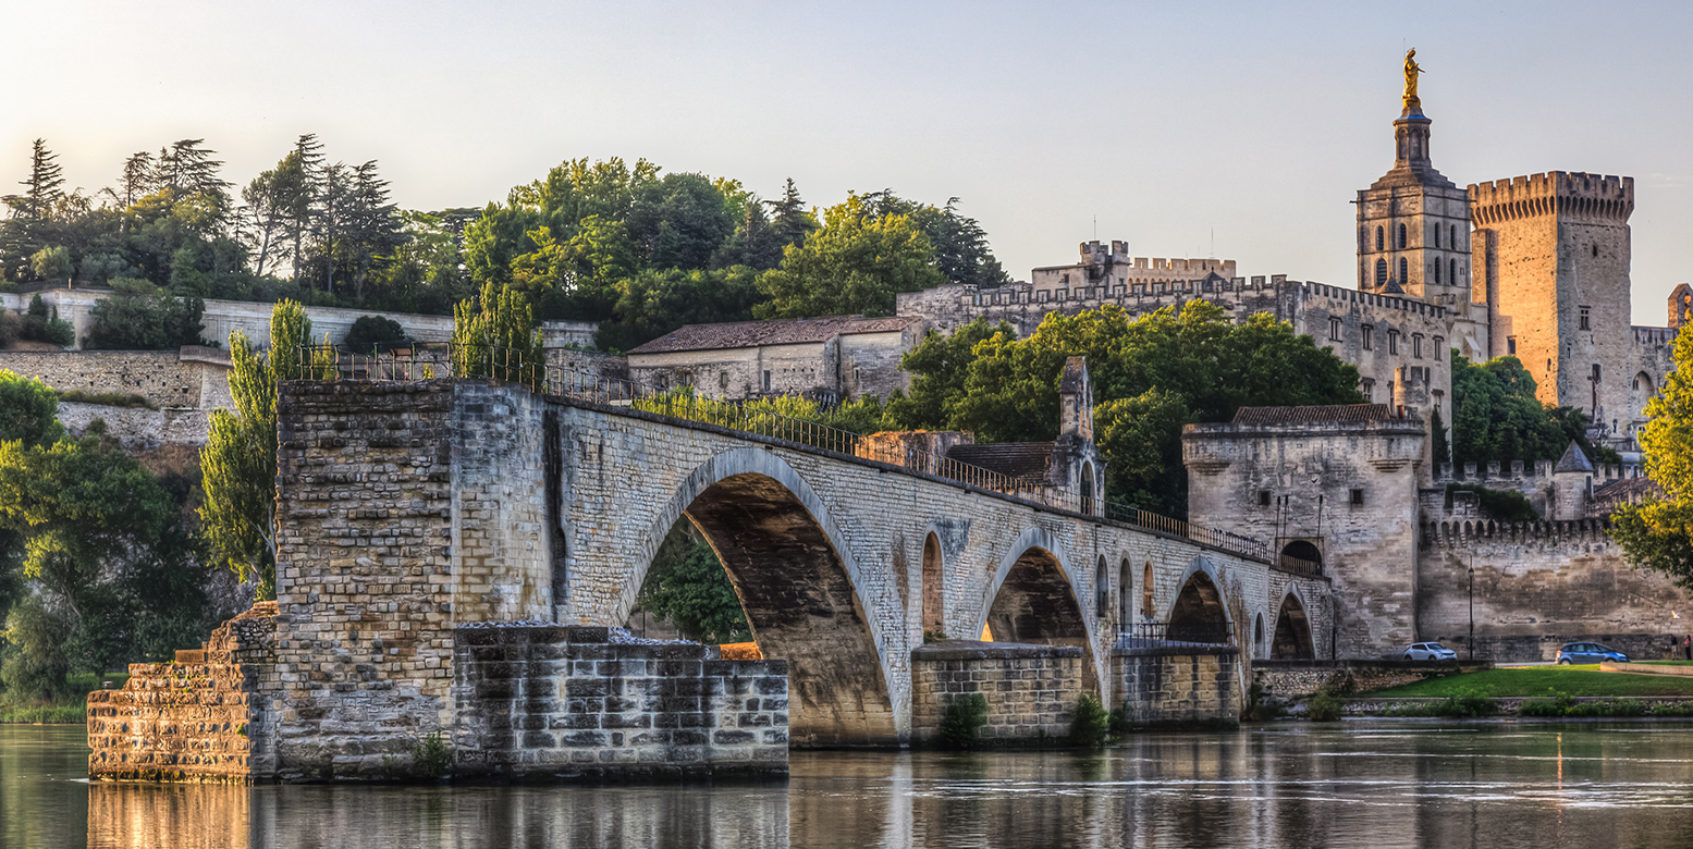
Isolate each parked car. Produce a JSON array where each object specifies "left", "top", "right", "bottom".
[
  {"left": 1402, "top": 642, "right": 1458, "bottom": 661},
  {"left": 1556, "top": 642, "right": 1629, "bottom": 664}
]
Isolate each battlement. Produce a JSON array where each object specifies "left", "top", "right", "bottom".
[
  {"left": 1046, "top": 242, "right": 1237, "bottom": 280},
  {"left": 1422, "top": 516, "right": 1611, "bottom": 545},
  {"left": 1634, "top": 325, "right": 1679, "bottom": 348},
  {"left": 1300, "top": 280, "right": 1448, "bottom": 320},
  {"left": 964, "top": 274, "right": 1285, "bottom": 308},
  {"left": 1432, "top": 458, "right": 1630, "bottom": 485},
  {"left": 1468, "top": 172, "right": 1634, "bottom": 225}
]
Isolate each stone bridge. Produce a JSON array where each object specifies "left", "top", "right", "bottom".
[{"left": 271, "top": 377, "right": 1332, "bottom": 760}]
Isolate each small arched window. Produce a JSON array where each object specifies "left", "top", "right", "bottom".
[
  {"left": 1254, "top": 613, "right": 1264, "bottom": 650},
  {"left": 1397, "top": 223, "right": 1407, "bottom": 249},
  {"left": 1375, "top": 258, "right": 1387, "bottom": 287},
  {"left": 1450, "top": 224, "right": 1458, "bottom": 248},
  {"left": 1433, "top": 226, "right": 1440, "bottom": 248},
  {"left": 1119, "top": 558, "right": 1132, "bottom": 628},
  {"left": 1434, "top": 261, "right": 1441, "bottom": 284},
  {"left": 1375, "top": 226, "right": 1384, "bottom": 251},
  {"left": 1450, "top": 259, "right": 1458, "bottom": 286},
  {"left": 1095, "top": 556, "right": 1110, "bottom": 619},
  {"left": 1399, "top": 257, "right": 1408, "bottom": 283},
  {"left": 1141, "top": 562, "right": 1155, "bottom": 619}
]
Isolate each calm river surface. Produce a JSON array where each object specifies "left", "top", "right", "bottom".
[{"left": 6, "top": 722, "right": 1693, "bottom": 848}]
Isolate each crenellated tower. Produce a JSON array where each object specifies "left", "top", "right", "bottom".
[{"left": 1354, "top": 54, "right": 1475, "bottom": 337}]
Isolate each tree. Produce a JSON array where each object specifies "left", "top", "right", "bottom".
[
  {"left": 452, "top": 281, "right": 544, "bottom": 383},
  {"left": 82, "top": 279, "right": 206, "bottom": 350},
  {"left": 888, "top": 301, "right": 1364, "bottom": 515},
  {"left": 0, "top": 371, "right": 63, "bottom": 447},
  {"left": 754, "top": 194, "right": 945, "bottom": 318},
  {"left": 635, "top": 522, "right": 750, "bottom": 644},
  {"left": 6, "top": 139, "right": 66, "bottom": 221},
  {"left": 286, "top": 134, "right": 325, "bottom": 285},
  {"left": 239, "top": 151, "right": 307, "bottom": 277},
  {"left": 1449, "top": 351, "right": 1612, "bottom": 465},
  {"left": 200, "top": 300, "right": 316, "bottom": 597},
  {"left": 596, "top": 266, "right": 763, "bottom": 352},
  {"left": 765, "top": 178, "right": 818, "bottom": 249},
  {"left": 344, "top": 314, "right": 407, "bottom": 351},
  {"left": 1613, "top": 329, "right": 1693, "bottom": 588}
]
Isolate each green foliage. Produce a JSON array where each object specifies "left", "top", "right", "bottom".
[
  {"left": 0, "top": 703, "right": 85, "bottom": 724},
  {"left": 0, "top": 598, "right": 72, "bottom": 701},
  {"left": 1305, "top": 688, "right": 1343, "bottom": 721},
  {"left": 1243, "top": 683, "right": 1282, "bottom": 722},
  {"left": 595, "top": 266, "right": 763, "bottom": 353},
  {"left": 29, "top": 246, "right": 71, "bottom": 284},
  {"left": 1615, "top": 327, "right": 1693, "bottom": 589},
  {"left": 635, "top": 522, "right": 749, "bottom": 644},
  {"left": 82, "top": 279, "right": 206, "bottom": 350},
  {"left": 1519, "top": 690, "right": 1578, "bottom": 717},
  {"left": 889, "top": 302, "right": 1363, "bottom": 516},
  {"left": 452, "top": 281, "right": 544, "bottom": 382},
  {"left": 754, "top": 194, "right": 946, "bottom": 319},
  {"left": 1447, "top": 484, "right": 1540, "bottom": 522},
  {"left": 1365, "top": 666, "right": 1693, "bottom": 698},
  {"left": 1068, "top": 693, "right": 1111, "bottom": 747},
  {"left": 631, "top": 386, "right": 890, "bottom": 446},
  {"left": 0, "top": 371, "right": 63, "bottom": 446},
  {"left": 1434, "top": 688, "right": 1499, "bottom": 717},
  {"left": 343, "top": 314, "right": 407, "bottom": 351},
  {"left": 411, "top": 731, "right": 453, "bottom": 779},
  {"left": 1450, "top": 351, "right": 1605, "bottom": 466},
  {"left": 18, "top": 295, "right": 73, "bottom": 347},
  {"left": 200, "top": 300, "right": 315, "bottom": 596},
  {"left": 939, "top": 692, "right": 989, "bottom": 748},
  {"left": 57, "top": 390, "right": 153, "bottom": 409}
]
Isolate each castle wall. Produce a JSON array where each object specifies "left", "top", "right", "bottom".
[
  {"left": 1184, "top": 416, "right": 1425, "bottom": 658},
  {"left": 1416, "top": 519, "right": 1693, "bottom": 662},
  {"left": 0, "top": 349, "right": 229, "bottom": 409}
]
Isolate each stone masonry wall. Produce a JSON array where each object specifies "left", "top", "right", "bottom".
[
  {"left": 272, "top": 381, "right": 459, "bottom": 780},
  {"left": 1114, "top": 647, "right": 1240, "bottom": 726},
  {"left": 453, "top": 625, "right": 787, "bottom": 779},
  {"left": 87, "top": 602, "right": 279, "bottom": 781},
  {"left": 1252, "top": 659, "right": 1489, "bottom": 705},
  {"left": 908, "top": 641, "right": 1088, "bottom": 745},
  {"left": 0, "top": 349, "right": 226, "bottom": 409}
]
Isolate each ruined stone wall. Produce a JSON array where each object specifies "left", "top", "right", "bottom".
[
  {"left": 895, "top": 275, "right": 1291, "bottom": 338},
  {"left": 1113, "top": 646, "right": 1239, "bottom": 726},
  {"left": 452, "top": 625, "right": 787, "bottom": 779},
  {"left": 1416, "top": 519, "right": 1693, "bottom": 662},
  {"left": 907, "top": 641, "right": 1088, "bottom": 745},
  {"left": 0, "top": 349, "right": 227, "bottom": 408},
  {"left": 840, "top": 328, "right": 916, "bottom": 400},
  {"left": 87, "top": 602, "right": 278, "bottom": 781},
  {"left": 272, "top": 381, "right": 459, "bottom": 779},
  {"left": 1184, "top": 416, "right": 1424, "bottom": 658}
]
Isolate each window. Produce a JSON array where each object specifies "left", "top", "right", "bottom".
[
  {"left": 1362, "top": 324, "right": 1374, "bottom": 350},
  {"left": 1434, "top": 261, "right": 1441, "bottom": 284},
  {"left": 1258, "top": 490, "right": 1271, "bottom": 507},
  {"left": 1398, "top": 223, "right": 1407, "bottom": 249},
  {"left": 1412, "top": 333, "right": 1424, "bottom": 358},
  {"left": 1450, "top": 259, "right": 1458, "bottom": 286},
  {"left": 1592, "top": 243, "right": 1599, "bottom": 258},
  {"left": 1450, "top": 225, "right": 1458, "bottom": 248},
  {"left": 1579, "top": 306, "right": 1591, "bottom": 331},
  {"left": 1388, "top": 330, "right": 1399, "bottom": 355},
  {"left": 1375, "top": 259, "right": 1387, "bottom": 288},
  {"left": 1350, "top": 488, "right": 1365, "bottom": 506},
  {"left": 1433, "top": 225, "right": 1440, "bottom": 248},
  {"left": 1508, "top": 336, "right": 1517, "bottom": 355},
  {"left": 1399, "top": 257, "right": 1408, "bottom": 283},
  {"left": 1360, "top": 378, "right": 1375, "bottom": 399},
  {"left": 1096, "top": 556, "right": 1110, "bottom": 618},
  {"left": 1375, "top": 226, "right": 1384, "bottom": 251},
  {"left": 762, "top": 370, "right": 771, "bottom": 392},
  {"left": 1328, "top": 317, "right": 1342, "bottom": 341}
]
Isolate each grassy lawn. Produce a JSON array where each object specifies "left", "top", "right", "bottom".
[{"left": 1364, "top": 666, "right": 1693, "bottom": 698}]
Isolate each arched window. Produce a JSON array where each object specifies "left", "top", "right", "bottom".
[
  {"left": 1450, "top": 224, "right": 1457, "bottom": 248},
  {"left": 1375, "top": 226, "right": 1384, "bottom": 251},
  {"left": 1095, "top": 556, "right": 1110, "bottom": 619},
  {"left": 1450, "top": 259, "right": 1457, "bottom": 286},
  {"left": 1080, "top": 462, "right": 1097, "bottom": 515},
  {"left": 1397, "top": 223, "right": 1407, "bottom": 249},
  {"left": 1433, "top": 225, "right": 1440, "bottom": 248},
  {"left": 1118, "top": 558, "right": 1132, "bottom": 628},
  {"left": 1254, "top": 613, "right": 1265, "bottom": 652},
  {"left": 1434, "top": 261, "right": 1441, "bottom": 284},
  {"left": 1399, "top": 257, "right": 1408, "bottom": 283},
  {"left": 1141, "top": 562, "right": 1155, "bottom": 619},
  {"left": 1375, "top": 258, "right": 1387, "bottom": 287}
]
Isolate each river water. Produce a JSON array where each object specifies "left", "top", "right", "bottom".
[{"left": 6, "top": 722, "right": 1693, "bottom": 848}]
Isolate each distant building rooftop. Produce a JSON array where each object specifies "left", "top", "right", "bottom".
[
  {"left": 1230, "top": 404, "right": 1394, "bottom": 427},
  {"left": 629, "top": 315, "right": 916, "bottom": 355},
  {"left": 946, "top": 443, "right": 1055, "bottom": 483}
]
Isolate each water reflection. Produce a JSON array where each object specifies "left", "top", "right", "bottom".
[{"left": 7, "top": 722, "right": 1691, "bottom": 848}]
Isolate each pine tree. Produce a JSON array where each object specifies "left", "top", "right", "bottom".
[
  {"left": 287, "top": 134, "right": 325, "bottom": 284},
  {"left": 9, "top": 139, "right": 65, "bottom": 220},
  {"left": 765, "top": 177, "right": 818, "bottom": 249}
]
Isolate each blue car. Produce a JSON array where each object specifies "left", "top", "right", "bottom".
[{"left": 1555, "top": 642, "right": 1629, "bottom": 664}]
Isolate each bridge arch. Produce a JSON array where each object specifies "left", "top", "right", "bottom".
[
  {"left": 616, "top": 447, "right": 901, "bottom": 747},
  {"left": 973, "top": 527, "right": 1101, "bottom": 691},
  {"left": 1271, "top": 587, "right": 1316, "bottom": 660},
  {"left": 1165, "top": 557, "right": 1233, "bottom": 645}
]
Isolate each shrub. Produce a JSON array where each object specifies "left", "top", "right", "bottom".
[
  {"left": 1519, "top": 690, "right": 1575, "bottom": 717},
  {"left": 411, "top": 730, "right": 452, "bottom": 779},
  {"left": 344, "top": 315, "right": 409, "bottom": 352},
  {"left": 19, "top": 295, "right": 73, "bottom": 347},
  {"left": 1069, "top": 693, "right": 1111, "bottom": 747},
  {"left": 1305, "top": 688, "right": 1343, "bottom": 722},
  {"left": 82, "top": 279, "right": 206, "bottom": 350},
  {"left": 939, "top": 693, "right": 989, "bottom": 748},
  {"left": 1434, "top": 688, "right": 1498, "bottom": 717},
  {"left": 57, "top": 390, "right": 153, "bottom": 409}
]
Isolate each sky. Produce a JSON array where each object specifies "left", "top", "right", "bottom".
[{"left": 7, "top": 1, "right": 1691, "bottom": 323}]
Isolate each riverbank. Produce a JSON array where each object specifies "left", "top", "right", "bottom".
[
  {"left": 1327, "top": 663, "right": 1693, "bottom": 719},
  {"left": 0, "top": 672, "right": 127, "bottom": 724}
]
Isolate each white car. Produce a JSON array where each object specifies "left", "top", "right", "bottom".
[{"left": 1402, "top": 642, "right": 1458, "bottom": 661}]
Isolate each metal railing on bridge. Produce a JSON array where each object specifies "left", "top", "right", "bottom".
[
  {"left": 294, "top": 343, "right": 1280, "bottom": 565},
  {"left": 1119, "top": 621, "right": 1233, "bottom": 649}
]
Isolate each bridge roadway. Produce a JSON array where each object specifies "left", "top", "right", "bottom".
[{"left": 273, "top": 378, "right": 1331, "bottom": 750}]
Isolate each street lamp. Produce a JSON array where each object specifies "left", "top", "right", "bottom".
[{"left": 1467, "top": 543, "right": 1475, "bottom": 661}]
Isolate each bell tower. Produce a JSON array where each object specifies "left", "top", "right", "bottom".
[{"left": 1355, "top": 49, "right": 1473, "bottom": 308}]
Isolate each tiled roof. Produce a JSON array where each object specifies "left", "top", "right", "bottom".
[
  {"left": 628, "top": 315, "right": 916, "bottom": 354},
  {"left": 1555, "top": 441, "right": 1595, "bottom": 474},
  {"left": 946, "top": 443, "right": 1054, "bottom": 482},
  {"left": 1231, "top": 404, "right": 1393, "bottom": 426}
]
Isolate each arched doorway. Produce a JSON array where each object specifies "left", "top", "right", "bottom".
[
  {"left": 921, "top": 533, "right": 944, "bottom": 638},
  {"left": 1279, "top": 540, "right": 1323, "bottom": 574},
  {"left": 1167, "top": 570, "right": 1230, "bottom": 644},
  {"left": 1271, "top": 592, "right": 1316, "bottom": 660},
  {"left": 629, "top": 469, "right": 897, "bottom": 747},
  {"left": 1094, "top": 555, "right": 1110, "bottom": 620},
  {"left": 1080, "top": 463, "right": 1097, "bottom": 515}
]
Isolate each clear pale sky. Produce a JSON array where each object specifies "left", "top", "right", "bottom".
[{"left": 8, "top": 1, "right": 1690, "bottom": 322}]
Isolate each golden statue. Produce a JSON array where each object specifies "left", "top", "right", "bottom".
[{"left": 1403, "top": 48, "right": 1426, "bottom": 108}]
